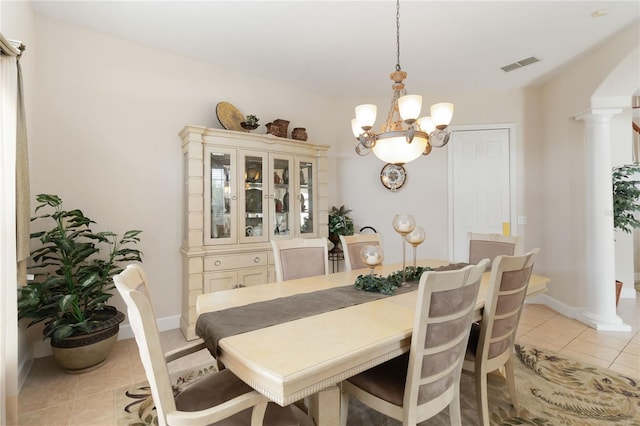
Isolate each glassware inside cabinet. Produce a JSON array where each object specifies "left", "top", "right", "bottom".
[
  {"left": 210, "top": 152, "right": 232, "bottom": 240},
  {"left": 272, "top": 157, "right": 291, "bottom": 236},
  {"left": 300, "top": 161, "right": 314, "bottom": 234},
  {"left": 244, "top": 155, "right": 265, "bottom": 237}
]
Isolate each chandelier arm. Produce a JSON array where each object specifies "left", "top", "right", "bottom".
[{"left": 429, "top": 129, "right": 451, "bottom": 148}]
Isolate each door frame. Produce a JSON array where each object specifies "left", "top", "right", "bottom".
[{"left": 447, "top": 123, "right": 517, "bottom": 261}]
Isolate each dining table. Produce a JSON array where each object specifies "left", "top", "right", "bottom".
[{"left": 195, "top": 259, "right": 550, "bottom": 426}]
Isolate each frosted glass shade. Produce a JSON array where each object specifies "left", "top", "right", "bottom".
[
  {"left": 417, "top": 116, "right": 435, "bottom": 133},
  {"left": 351, "top": 118, "right": 362, "bottom": 137},
  {"left": 355, "top": 104, "right": 377, "bottom": 129},
  {"left": 398, "top": 95, "right": 422, "bottom": 121},
  {"left": 372, "top": 133, "right": 428, "bottom": 164},
  {"left": 431, "top": 103, "right": 454, "bottom": 128}
]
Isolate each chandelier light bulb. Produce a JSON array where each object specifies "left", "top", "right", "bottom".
[
  {"left": 355, "top": 104, "right": 377, "bottom": 129},
  {"left": 417, "top": 116, "right": 435, "bottom": 133},
  {"left": 431, "top": 103, "right": 454, "bottom": 129},
  {"left": 398, "top": 95, "right": 422, "bottom": 122}
]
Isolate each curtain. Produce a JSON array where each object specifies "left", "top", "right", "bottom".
[
  {"left": 0, "top": 32, "right": 25, "bottom": 426},
  {"left": 0, "top": 32, "right": 28, "bottom": 281},
  {"left": 15, "top": 46, "right": 29, "bottom": 285}
]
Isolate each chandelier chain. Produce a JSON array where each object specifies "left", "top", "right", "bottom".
[{"left": 395, "top": 0, "right": 401, "bottom": 71}]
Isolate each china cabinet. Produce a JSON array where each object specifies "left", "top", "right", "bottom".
[{"left": 180, "top": 125, "right": 329, "bottom": 339}]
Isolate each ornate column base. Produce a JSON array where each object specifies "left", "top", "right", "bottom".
[{"left": 578, "top": 309, "right": 631, "bottom": 331}]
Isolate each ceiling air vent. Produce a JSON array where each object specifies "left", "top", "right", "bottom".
[{"left": 501, "top": 56, "right": 540, "bottom": 72}]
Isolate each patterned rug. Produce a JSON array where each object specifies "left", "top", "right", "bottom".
[{"left": 115, "top": 344, "right": 640, "bottom": 425}]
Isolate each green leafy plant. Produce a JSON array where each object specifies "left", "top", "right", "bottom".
[
  {"left": 18, "top": 194, "right": 143, "bottom": 342},
  {"left": 245, "top": 114, "right": 259, "bottom": 126},
  {"left": 612, "top": 163, "right": 640, "bottom": 233},
  {"left": 328, "top": 205, "right": 354, "bottom": 237},
  {"left": 354, "top": 266, "right": 432, "bottom": 295}
]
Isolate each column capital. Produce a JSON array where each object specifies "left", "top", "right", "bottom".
[{"left": 574, "top": 108, "right": 623, "bottom": 122}]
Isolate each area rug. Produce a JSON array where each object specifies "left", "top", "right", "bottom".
[{"left": 115, "top": 343, "right": 640, "bottom": 425}]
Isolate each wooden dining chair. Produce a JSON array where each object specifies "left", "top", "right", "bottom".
[
  {"left": 339, "top": 233, "right": 382, "bottom": 271},
  {"left": 271, "top": 238, "right": 329, "bottom": 282},
  {"left": 462, "top": 249, "right": 539, "bottom": 426},
  {"left": 468, "top": 232, "right": 523, "bottom": 266},
  {"left": 340, "top": 259, "right": 490, "bottom": 426},
  {"left": 114, "top": 264, "right": 300, "bottom": 426}
]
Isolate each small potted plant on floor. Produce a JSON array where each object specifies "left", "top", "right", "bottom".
[
  {"left": 612, "top": 163, "right": 640, "bottom": 300},
  {"left": 18, "top": 194, "right": 143, "bottom": 373},
  {"left": 328, "top": 205, "right": 354, "bottom": 253}
]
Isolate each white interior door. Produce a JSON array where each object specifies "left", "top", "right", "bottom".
[{"left": 450, "top": 128, "right": 513, "bottom": 262}]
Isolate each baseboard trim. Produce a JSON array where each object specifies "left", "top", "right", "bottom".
[
  {"left": 17, "top": 356, "right": 33, "bottom": 393},
  {"left": 525, "top": 294, "right": 584, "bottom": 319},
  {"left": 117, "top": 314, "right": 182, "bottom": 340}
]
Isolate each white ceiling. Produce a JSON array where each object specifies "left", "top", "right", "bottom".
[{"left": 31, "top": 1, "right": 640, "bottom": 99}]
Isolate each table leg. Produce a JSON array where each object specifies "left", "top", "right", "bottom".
[{"left": 308, "top": 386, "right": 340, "bottom": 426}]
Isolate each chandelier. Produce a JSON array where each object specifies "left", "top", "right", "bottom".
[{"left": 351, "top": 0, "right": 454, "bottom": 165}]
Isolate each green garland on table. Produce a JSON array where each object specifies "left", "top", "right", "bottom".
[{"left": 354, "top": 266, "right": 433, "bottom": 295}]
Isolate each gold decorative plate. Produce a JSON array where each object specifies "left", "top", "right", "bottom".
[{"left": 216, "top": 102, "right": 245, "bottom": 132}]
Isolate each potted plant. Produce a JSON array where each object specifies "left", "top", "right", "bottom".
[
  {"left": 241, "top": 114, "right": 260, "bottom": 130},
  {"left": 612, "top": 163, "right": 640, "bottom": 300},
  {"left": 328, "top": 205, "right": 354, "bottom": 252},
  {"left": 18, "top": 194, "right": 143, "bottom": 372}
]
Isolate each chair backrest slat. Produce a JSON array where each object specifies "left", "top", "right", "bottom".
[
  {"left": 403, "top": 259, "right": 489, "bottom": 419},
  {"left": 468, "top": 232, "right": 522, "bottom": 266},
  {"left": 477, "top": 249, "right": 539, "bottom": 361},
  {"left": 271, "top": 238, "right": 329, "bottom": 281}
]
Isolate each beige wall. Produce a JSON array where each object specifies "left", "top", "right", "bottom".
[
  {"left": 541, "top": 23, "right": 639, "bottom": 309},
  {"left": 30, "top": 15, "right": 339, "bottom": 325}
]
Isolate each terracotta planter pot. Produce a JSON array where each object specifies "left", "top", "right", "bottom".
[
  {"left": 615, "top": 280, "right": 623, "bottom": 307},
  {"left": 50, "top": 308, "right": 125, "bottom": 374}
]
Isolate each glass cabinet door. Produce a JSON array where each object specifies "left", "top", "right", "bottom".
[
  {"left": 298, "top": 158, "right": 315, "bottom": 236},
  {"left": 240, "top": 151, "right": 268, "bottom": 243},
  {"left": 204, "top": 147, "right": 236, "bottom": 245},
  {"left": 271, "top": 155, "right": 293, "bottom": 239}
]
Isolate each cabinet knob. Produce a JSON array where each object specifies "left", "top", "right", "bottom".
[
  {"left": 269, "top": 194, "right": 274, "bottom": 199},
  {"left": 231, "top": 195, "right": 237, "bottom": 201},
  {"left": 214, "top": 260, "right": 222, "bottom": 266},
  {"left": 254, "top": 257, "right": 260, "bottom": 263}
]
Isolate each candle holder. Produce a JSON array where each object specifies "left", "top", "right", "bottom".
[
  {"left": 392, "top": 214, "right": 416, "bottom": 286},
  {"left": 360, "top": 245, "right": 384, "bottom": 276},
  {"left": 406, "top": 226, "right": 426, "bottom": 268}
]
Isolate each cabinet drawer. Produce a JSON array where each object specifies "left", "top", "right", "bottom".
[{"left": 205, "top": 252, "right": 268, "bottom": 271}]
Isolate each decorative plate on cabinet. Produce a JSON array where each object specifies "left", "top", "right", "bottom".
[
  {"left": 380, "top": 163, "right": 406, "bottom": 192},
  {"left": 216, "top": 102, "right": 245, "bottom": 132},
  {"left": 246, "top": 189, "right": 263, "bottom": 212}
]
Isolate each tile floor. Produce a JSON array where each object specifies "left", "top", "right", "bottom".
[{"left": 17, "top": 297, "right": 640, "bottom": 426}]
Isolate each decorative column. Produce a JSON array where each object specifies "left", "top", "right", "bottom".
[{"left": 575, "top": 108, "right": 631, "bottom": 331}]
